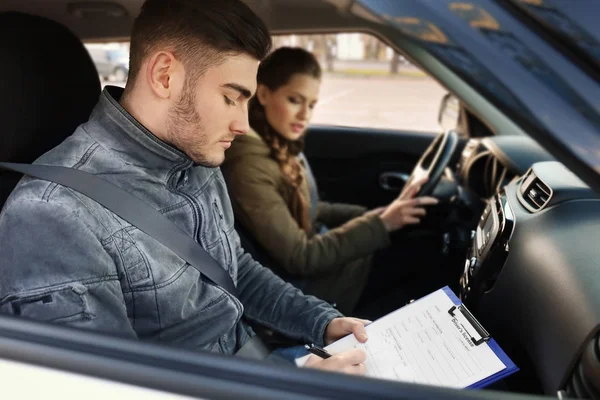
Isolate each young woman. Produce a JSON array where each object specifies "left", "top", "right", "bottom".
[{"left": 221, "top": 47, "right": 437, "bottom": 316}]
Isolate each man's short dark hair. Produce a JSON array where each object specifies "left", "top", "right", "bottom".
[{"left": 126, "top": 0, "right": 272, "bottom": 87}]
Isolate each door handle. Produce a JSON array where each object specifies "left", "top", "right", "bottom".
[{"left": 379, "top": 172, "right": 410, "bottom": 191}]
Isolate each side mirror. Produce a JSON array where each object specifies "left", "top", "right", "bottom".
[{"left": 438, "top": 93, "right": 462, "bottom": 134}]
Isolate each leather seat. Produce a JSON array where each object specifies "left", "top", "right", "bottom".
[{"left": 0, "top": 12, "right": 100, "bottom": 208}]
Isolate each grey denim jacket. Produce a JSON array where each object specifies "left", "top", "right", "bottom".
[{"left": 0, "top": 86, "right": 342, "bottom": 354}]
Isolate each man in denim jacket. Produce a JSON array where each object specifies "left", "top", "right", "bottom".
[{"left": 0, "top": 0, "right": 368, "bottom": 374}]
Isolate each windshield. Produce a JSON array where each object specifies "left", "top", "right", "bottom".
[{"left": 359, "top": 0, "right": 600, "bottom": 192}]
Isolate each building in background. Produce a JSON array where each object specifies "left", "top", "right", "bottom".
[{"left": 272, "top": 33, "right": 409, "bottom": 73}]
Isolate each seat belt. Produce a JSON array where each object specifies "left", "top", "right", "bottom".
[
  {"left": 0, "top": 162, "right": 274, "bottom": 359},
  {"left": 0, "top": 163, "right": 239, "bottom": 297}
]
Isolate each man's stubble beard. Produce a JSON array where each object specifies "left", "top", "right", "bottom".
[{"left": 167, "top": 84, "right": 222, "bottom": 167}]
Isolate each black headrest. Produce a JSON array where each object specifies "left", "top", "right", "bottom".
[{"left": 0, "top": 12, "right": 100, "bottom": 204}]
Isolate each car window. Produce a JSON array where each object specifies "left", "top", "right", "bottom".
[
  {"left": 84, "top": 35, "right": 446, "bottom": 133},
  {"left": 86, "top": 47, "right": 106, "bottom": 62},
  {"left": 107, "top": 49, "right": 128, "bottom": 62},
  {"left": 84, "top": 42, "right": 130, "bottom": 84},
  {"left": 272, "top": 33, "right": 448, "bottom": 133}
]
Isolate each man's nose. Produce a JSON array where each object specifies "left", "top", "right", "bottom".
[{"left": 231, "top": 111, "right": 250, "bottom": 135}]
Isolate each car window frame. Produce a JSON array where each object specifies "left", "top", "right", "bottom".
[{"left": 0, "top": 313, "right": 548, "bottom": 400}]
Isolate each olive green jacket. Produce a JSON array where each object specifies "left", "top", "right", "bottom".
[{"left": 222, "top": 131, "right": 390, "bottom": 313}]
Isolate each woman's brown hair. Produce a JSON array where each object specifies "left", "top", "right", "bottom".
[{"left": 249, "top": 47, "right": 322, "bottom": 233}]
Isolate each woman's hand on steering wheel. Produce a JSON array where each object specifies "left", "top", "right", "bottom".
[{"left": 378, "top": 177, "right": 439, "bottom": 232}]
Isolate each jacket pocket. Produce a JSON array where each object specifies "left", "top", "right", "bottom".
[{"left": 1, "top": 283, "right": 94, "bottom": 324}]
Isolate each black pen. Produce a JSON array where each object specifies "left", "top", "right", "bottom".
[{"left": 305, "top": 343, "right": 332, "bottom": 359}]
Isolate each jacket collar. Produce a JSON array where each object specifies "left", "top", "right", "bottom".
[
  {"left": 246, "top": 128, "right": 264, "bottom": 142},
  {"left": 85, "top": 86, "right": 193, "bottom": 171}
]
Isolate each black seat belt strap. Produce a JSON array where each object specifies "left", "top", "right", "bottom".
[{"left": 0, "top": 162, "right": 239, "bottom": 298}]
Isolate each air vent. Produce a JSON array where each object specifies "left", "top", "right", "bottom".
[{"left": 520, "top": 173, "right": 552, "bottom": 212}]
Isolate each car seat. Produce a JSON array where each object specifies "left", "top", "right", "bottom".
[{"left": 0, "top": 12, "right": 101, "bottom": 209}]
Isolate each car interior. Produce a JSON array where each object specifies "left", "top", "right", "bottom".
[{"left": 0, "top": 0, "right": 599, "bottom": 399}]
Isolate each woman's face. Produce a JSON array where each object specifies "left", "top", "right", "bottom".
[{"left": 258, "top": 73, "right": 321, "bottom": 141}]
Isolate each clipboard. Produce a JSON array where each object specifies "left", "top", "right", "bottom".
[
  {"left": 441, "top": 287, "right": 519, "bottom": 389},
  {"left": 296, "top": 286, "right": 518, "bottom": 389}
]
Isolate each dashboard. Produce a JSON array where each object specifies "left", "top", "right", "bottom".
[
  {"left": 452, "top": 136, "right": 600, "bottom": 396},
  {"left": 456, "top": 136, "right": 555, "bottom": 199}
]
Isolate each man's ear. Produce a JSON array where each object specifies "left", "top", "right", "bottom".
[
  {"left": 145, "top": 51, "right": 182, "bottom": 99},
  {"left": 256, "top": 84, "right": 271, "bottom": 106}
]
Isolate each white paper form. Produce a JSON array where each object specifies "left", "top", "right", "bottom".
[{"left": 297, "top": 289, "right": 506, "bottom": 388}]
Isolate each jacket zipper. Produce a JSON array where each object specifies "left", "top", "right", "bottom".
[
  {"left": 168, "top": 164, "right": 201, "bottom": 242},
  {"left": 213, "top": 200, "right": 232, "bottom": 267},
  {"left": 178, "top": 190, "right": 201, "bottom": 242},
  {"left": 169, "top": 168, "right": 242, "bottom": 315},
  {"left": 199, "top": 199, "right": 242, "bottom": 316}
]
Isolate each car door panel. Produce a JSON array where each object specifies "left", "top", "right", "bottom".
[
  {"left": 304, "top": 125, "right": 437, "bottom": 209},
  {"left": 0, "top": 314, "right": 547, "bottom": 400}
]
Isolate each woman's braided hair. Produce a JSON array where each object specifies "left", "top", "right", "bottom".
[{"left": 249, "top": 47, "right": 322, "bottom": 233}]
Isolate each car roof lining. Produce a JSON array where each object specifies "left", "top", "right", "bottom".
[
  {"left": 0, "top": 0, "right": 353, "bottom": 41},
  {"left": 0, "top": 0, "right": 527, "bottom": 139}
]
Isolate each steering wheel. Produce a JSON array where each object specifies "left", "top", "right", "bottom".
[{"left": 402, "top": 130, "right": 459, "bottom": 197}]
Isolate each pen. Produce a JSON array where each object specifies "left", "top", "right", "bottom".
[{"left": 305, "top": 343, "right": 332, "bottom": 359}]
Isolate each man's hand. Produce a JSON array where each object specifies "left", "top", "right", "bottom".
[
  {"left": 301, "top": 318, "right": 371, "bottom": 376},
  {"left": 302, "top": 318, "right": 371, "bottom": 375},
  {"left": 324, "top": 317, "right": 371, "bottom": 345},
  {"left": 379, "top": 177, "right": 438, "bottom": 232},
  {"left": 303, "top": 348, "right": 367, "bottom": 376}
]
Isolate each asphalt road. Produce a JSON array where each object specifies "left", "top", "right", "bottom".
[
  {"left": 103, "top": 74, "right": 447, "bottom": 133},
  {"left": 313, "top": 74, "right": 448, "bottom": 133}
]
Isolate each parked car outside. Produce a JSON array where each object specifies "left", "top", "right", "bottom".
[{"left": 84, "top": 43, "right": 129, "bottom": 82}]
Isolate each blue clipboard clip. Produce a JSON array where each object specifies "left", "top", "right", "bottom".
[{"left": 448, "top": 304, "right": 490, "bottom": 346}]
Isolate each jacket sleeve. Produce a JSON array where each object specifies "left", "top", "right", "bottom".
[
  {"left": 226, "top": 157, "right": 391, "bottom": 277},
  {"left": 316, "top": 201, "right": 367, "bottom": 228},
  {"left": 0, "top": 198, "right": 138, "bottom": 339},
  {"left": 234, "top": 232, "right": 342, "bottom": 347}
]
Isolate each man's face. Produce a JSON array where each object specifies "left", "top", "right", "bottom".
[{"left": 167, "top": 53, "right": 259, "bottom": 167}]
